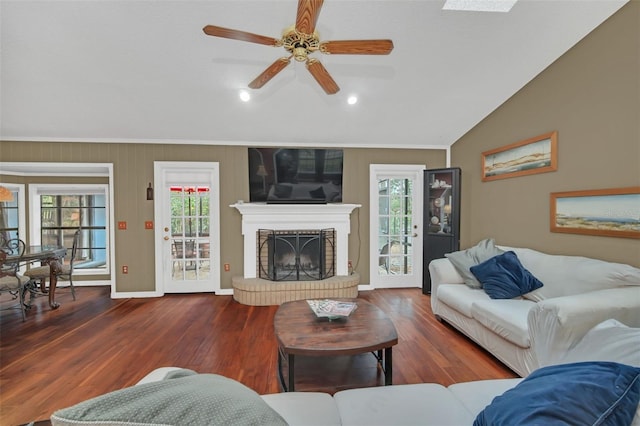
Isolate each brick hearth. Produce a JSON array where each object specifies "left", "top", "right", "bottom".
[{"left": 232, "top": 273, "right": 360, "bottom": 306}]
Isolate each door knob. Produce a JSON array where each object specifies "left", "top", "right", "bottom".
[
  {"left": 164, "top": 236, "right": 170, "bottom": 241},
  {"left": 412, "top": 233, "right": 418, "bottom": 237},
  {"left": 164, "top": 227, "right": 169, "bottom": 232}
]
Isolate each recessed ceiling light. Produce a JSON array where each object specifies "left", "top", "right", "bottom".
[
  {"left": 239, "top": 90, "right": 251, "bottom": 102},
  {"left": 347, "top": 96, "right": 358, "bottom": 105},
  {"left": 443, "top": 0, "right": 517, "bottom": 13}
]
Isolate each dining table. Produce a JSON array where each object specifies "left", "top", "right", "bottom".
[{"left": 8, "top": 245, "right": 67, "bottom": 309}]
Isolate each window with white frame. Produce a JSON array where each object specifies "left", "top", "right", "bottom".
[{"left": 29, "top": 184, "right": 109, "bottom": 273}]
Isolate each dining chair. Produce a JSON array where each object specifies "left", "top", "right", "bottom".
[
  {"left": 172, "top": 239, "right": 197, "bottom": 271},
  {"left": 0, "top": 238, "right": 30, "bottom": 321},
  {"left": 24, "top": 229, "right": 80, "bottom": 301}
]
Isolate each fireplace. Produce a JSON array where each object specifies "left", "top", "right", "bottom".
[
  {"left": 231, "top": 203, "right": 361, "bottom": 305},
  {"left": 258, "top": 229, "right": 335, "bottom": 281},
  {"left": 232, "top": 203, "right": 360, "bottom": 278}
]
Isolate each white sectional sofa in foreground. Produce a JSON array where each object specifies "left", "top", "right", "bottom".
[
  {"left": 49, "top": 319, "right": 640, "bottom": 426},
  {"left": 429, "top": 239, "right": 640, "bottom": 376}
]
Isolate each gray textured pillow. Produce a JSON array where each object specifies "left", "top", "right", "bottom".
[
  {"left": 51, "top": 370, "right": 288, "bottom": 426},
  {"left": 445, "top": 238, "right": 504, "bottom": 289}
]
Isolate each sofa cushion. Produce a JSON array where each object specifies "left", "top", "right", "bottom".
[
  {"left": 334, "top": 383, "right": 476, "bottom": 425},
  {"left": 474, "top": 362, "right": 640, "bottom": 426},
  {"left": 437, "top": 284, "right": 491, "bottom": 318},
  {"left": 448, "top": 378, "right": 523, "bottom": 420},
  {"left": 51, "top": 369, "right": 287, "bottom": 426},
  {"left": 470, "top": 251, "right": 543, "bottom": 299},
  {"left": 559, "top": 319, "right": 640, "bottom": 367},
  {"left": 261, "top": 392, "right": 342, "bottom": 425},
  {"left": 445, "top": 239, "right": 504, "bottom": 289},
  {"left": 471, "top": 299, "right": 535, "bottom": 348},
  {"left": 506, "top": 247, "right": 640, "bottom": 301}
]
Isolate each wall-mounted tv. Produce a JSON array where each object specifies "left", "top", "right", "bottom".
[{"left": 248, "top": 148, "right": 343, "bottom": 204}]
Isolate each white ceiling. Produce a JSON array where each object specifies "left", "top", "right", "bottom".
[{"left": 0, "top": 0, "right": 628, "bottom": 150}]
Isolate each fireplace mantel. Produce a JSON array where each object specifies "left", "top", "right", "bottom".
[{"left": 231, "top": 203, "right": 361, "bottom": 278}]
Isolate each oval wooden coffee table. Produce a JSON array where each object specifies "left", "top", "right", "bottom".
[{"left": 274, "top": 298, "right": 398, "bottom": 392}]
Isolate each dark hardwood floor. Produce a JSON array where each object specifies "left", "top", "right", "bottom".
[{"left": 0, "top": 286, "right": 517, "bottom": 425}]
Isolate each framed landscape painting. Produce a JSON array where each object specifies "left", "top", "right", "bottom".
[
  {"left": 550, "top": 187, "right": 640, "bottom": 239},
  {"left": 482, "top": 131, "right": 558, "bottom": 182}
]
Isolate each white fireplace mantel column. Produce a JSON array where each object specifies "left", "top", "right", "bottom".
[{"left": 231, "top": 203, "right": 361, "bottom": 278}]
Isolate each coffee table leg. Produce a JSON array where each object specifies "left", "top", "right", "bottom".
[
  {"left": 288, "top": 354, "right": 295, "bottom": 392},
  {"left": 277, "top": 347, "right": 286, "bottom": 392},
  {"left": 384, "top": 347, "right": 392, "bottom": 385},
  {"left": 277, "top": 347, "right": 295, "bottom": 392}
]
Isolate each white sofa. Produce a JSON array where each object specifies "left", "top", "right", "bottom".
[
  {"left": 51, "top": 318, "right": 640, "bottom": 425},
  {"left": 139, "top": 368, "right": 524, "bottom": 425},
  {"left": 429, "top": 242, "right": 640, "bottom": 376}
]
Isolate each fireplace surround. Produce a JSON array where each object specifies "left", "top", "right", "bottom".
[{"left": 231, "top": 203, "right": 361, "bottom": 305}]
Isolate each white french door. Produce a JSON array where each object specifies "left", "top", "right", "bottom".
[
  {"left": 154, "top": 162, "right": 220, "bottom": 293},
  {"left": 369, "top": 164, "right": 425, "bottom": 288}
]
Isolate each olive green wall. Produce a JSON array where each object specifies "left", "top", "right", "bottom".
[
  {"left": 450, "top": 1, "right": 639, "bottom": 267},
  {"left": 0, "top": 143, "right": 446, "bottom": 291}
]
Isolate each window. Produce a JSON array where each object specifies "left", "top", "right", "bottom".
[
  {"left": 30, "top": 184, "right": 109, "bottom": 272},
  {"left": 0, "top": 187, "right": 20, "bottom": 241}
]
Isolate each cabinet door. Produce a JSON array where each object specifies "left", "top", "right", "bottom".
[{"left": 423, "top": 167, "right": 461, "bottom": 293}]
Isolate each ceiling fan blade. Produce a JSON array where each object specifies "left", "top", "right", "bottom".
[
  {"left": 306, "top": 59, "right": 339, "bottom": 95},
  {"left": 320, "top": 40, "right": 394, "bottom": 55},
  {"left": 295, "top": 0, "right": 323, "bottom": 34},
  {"left": 203, "top": 25, "right": 280, "bottom": 46},
  {"left": 248, "top": 57, "right": 291, "bottom": 89}
]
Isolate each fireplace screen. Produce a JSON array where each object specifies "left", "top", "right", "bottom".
[{"left": 258, "top": 229, "right": 336, "bottom": 281}]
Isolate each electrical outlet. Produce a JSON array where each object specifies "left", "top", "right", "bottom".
[
  {"left": 122, "top": 265, "right": 128, "bottom": 274},
  {"left": 118, "top": 221, "right": 127, "bottom": 230},
  {"left": 224, "top": 263, "right": 230, "bottom": 272},
  {"left": 144, "top": 221, "right": 153, "bottom": 229}
]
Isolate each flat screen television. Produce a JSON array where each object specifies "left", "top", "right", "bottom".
[{"left": 248, "top": 148, "right": 343, "bottom": 204}]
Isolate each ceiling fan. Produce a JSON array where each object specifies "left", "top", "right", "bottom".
[{"left": 203, "top": 0, "right": 394, "bottom": 95}]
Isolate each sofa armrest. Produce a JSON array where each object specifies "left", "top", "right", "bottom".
[
  {"left": 528, "top": 286, "right": 640, "bottom": 369},
  {"left": 136, "top": 367, "right": 184, "bottom": 385},
  {"left": 428, "top": 258, "right": 464, "bottom": 313}
]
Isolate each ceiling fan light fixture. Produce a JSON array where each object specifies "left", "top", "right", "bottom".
[
  {"left": 239, "top": 90, "right": 251, "bottom": 102},
  {"left": 293, "top": 47, "right": 308, "bottom": 62}
]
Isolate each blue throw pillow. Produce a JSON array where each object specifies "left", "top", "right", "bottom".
[
  {"left": 474, "top": 362, "right": 640, "bottom": 426},
  {"left": 470, "top": 251, "right": 543, "bottom": 299}
]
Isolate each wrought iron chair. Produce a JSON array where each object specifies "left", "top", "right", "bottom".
[
  {"left": 24, "top": 229, "right": 80, "bottom": 301},
  {"left": 172, "top": 239, "right": 197, "bottom": 272},
  {"left": 0, "top": 238, "right": 30, "bottom": 321},
  {"left": 55, "top": 229, "right": 80, "bottom": 300}
]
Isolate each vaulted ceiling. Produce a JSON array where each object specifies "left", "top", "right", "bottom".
[{"left": 0, "top": 0, "right": 628, "bottom": 149}]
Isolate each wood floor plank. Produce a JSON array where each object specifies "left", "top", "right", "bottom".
[{"left": 0, "top": 286, "right": 517, "bottom": 425}]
